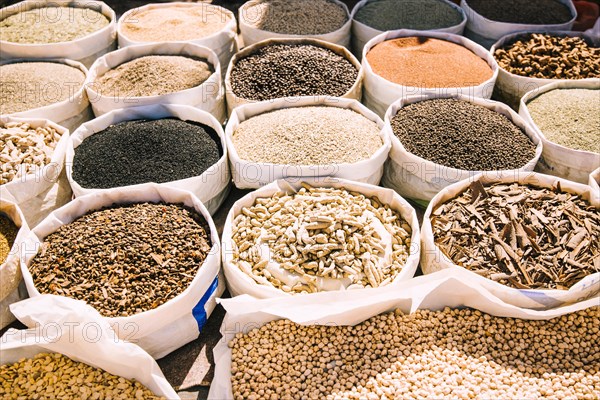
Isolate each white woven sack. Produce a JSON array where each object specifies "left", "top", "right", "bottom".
[
  {"left": 0, "top": 116, "right": 70, "bottom": 213},
  {"left": 226, "top": 96, "right": 390, "bottom": 189},
  {"left": 361, "top": 29, "right": 498, "bottom": 118},
  {"left": 238, "top": 0, "right": 352, "bottom": 48},
  {"left": 0, "top": 0, "right": 117, "bottom": 68},
  {"left": 591, "top": 168, "right": 600, "bottom": 203},
  {"left": 519, "top": 79, "right": 600, "bottom": 184},
  {"left": 421, "top": 171, "right": 600, "bottom": 310},
  {"left": 490, "top": 31, "right": 600, "bottom": 110},
  {"left": 382, "top": 93, "right": 543, "bottom": 204},
  {"left": 117, "top": 2, "right": 237, "bottom": 77},
  {"left": 0, "top": 200, "right": 29, "bottom": 329},
  {"left": 350, "top": 0, "right": 467, "bottom": 59},
  {"left": 19, "top": 184, "right": 225, "bottom": 359},
  {"left": 460, "top": 0, "right": 576, "bottom": 49},
  {"left": 85, "top": 42, "right": 226, "bottom": 123},
  {"left": 66, "top": 104, "right": 230, "bottom": 216},
  {"left": 1, "top": 58, "right": 92, "bottom": 132},
  {"left": 4, "top": 295, "right": 179, "bottom": 399},
  {"left": 208, "top": 267, "right": 599, "bottom": 399},
  {"left": 225, "top": 38, "right": 363, "bottom": 116},
  {"left": 221, "top": 178, "right": 420, "bottom": 298}
]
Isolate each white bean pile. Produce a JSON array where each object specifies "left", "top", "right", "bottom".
[
  {"left": 231, "top": 184, "right": 412, "bottom": 293},
  {"left": 230, "top": 307, "right": 599, "bottom": 400},
  {"left": 1, "top": 122, "right": 62, "bottom": 185}
]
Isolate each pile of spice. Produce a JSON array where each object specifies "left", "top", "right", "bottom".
[
  {"left": 494, "top": 34, "right": 600, "bottom": 79},
  {"left": 232, "top": 107, "right": 382, "bottom": 165},
  {"left": 526, "top": 88, "right": 599, "bottom": 153},
  {"left": 72, "top": 119, "right": 221, "bottom": 189},
  {"left": 366, "top": 37, "right": 493, "bottom": 87},
  {"left": 244, "top": 0, "right": 347, "bottom": 34},
  {"left": 230, "top": 44, "right": 358, "bottom": 101},
  {"left": 1, "top": 122, "right": 63, "bottom": 185},
  {"left": 0, "top": 215, "right": 18, "bottom": 265},
  {"left": 29, "top": 203, "right": 212, "bottom": 317},
  {"left": 465, "top": 0, "right": 573, "bottom": 24},
  {"left": 0, "top": 6, "right": 110, "bottom": 44},
  {"left": 231, "top": 183, "right": 412, "bottom": 294},
  {"left": 390, "top": 99, "right": 537, "bottom": 171},
  {"left": 432, "top": 180, "right": 600, "bottom": 290},
  {"left": 354, "top": 0, "right": 463, "bottom": 31},
  {"left": 120, "top": 5, "right": 231, "bottom": 42},
  {"left": 0, "top": 353, "right": 164, "bottom": 399},
  {"left": 94, "top": 55, "right": 213, "bottom": 98},
  {"left": 230, "top": 307, "right": 599, "bottom": 399},
  {"left": 0, "top": 62, "right": 86, "bottom": 115}
]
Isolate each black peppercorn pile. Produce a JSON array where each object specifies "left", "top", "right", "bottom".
[
  {"left": 229, "top": 44, "right": 358, "bottom": 101},
  {"left": 72, "top": 118, "right": 222, "bottom": 189},
  {"left": 465, "top": 0, "right": 573, "bottom": 24},
  {"left": 29, "top": 203, "right": 212, "bottom": 317},
  {"left": 390, "top": 99, "right": 537, "bottom": 171}
]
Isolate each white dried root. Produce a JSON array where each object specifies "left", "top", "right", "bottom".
[
  {"left": 231, "top": 184, "right": 412, "bottom": 294},
  {"left": 0, "top": 352, "right": 164, "bottom": 400},
  {"left": 0, "top": 122, "right": 62, "bottom": 185},
  {"left": 230, "top": 307, "right": 600, "bottom": 400}
]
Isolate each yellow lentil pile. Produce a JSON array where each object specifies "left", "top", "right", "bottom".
[
  {"left": 230, "top": 307, "right": 599, "bottom": 399},
  {"left": 0, "top": 352, "right": 164, "bottom": 399}
]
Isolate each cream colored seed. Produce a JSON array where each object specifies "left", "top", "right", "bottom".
[
  {"left": 0, "top": 122, "right": 62, "bottom": 185},
  {"left": 230, "top": 307, "right": 600, "bottom": 400},
  {"left": 0, "top": 353, "right": 164, "bottom": 399},
  {"left": 231, "top": 185, "right": 412, "bottom": 293}
]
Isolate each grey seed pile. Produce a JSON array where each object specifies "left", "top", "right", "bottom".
[
  {"left": 230, "top": 44, "right": 358, "bottom": 101},
  {"left": 527, "top": 88, "right": 600, "bottom": 153},
  {"left": 72, "top": 119, "right": 222, "bottom": 189},
  {"left": 231, "top": 307, "right": 600, "bottom": 400},
  {"left": 0, "top": 7, "right": 110, "bottom": 44},
  {"left": 466, "top": 0, "right": 572, "bottom": 24},
  {"left": 390, "top": 99, "right": 537, "bottom": 171},
  {"left": 29, "top": 203, "right": 212, "bottom": 317},
  {"left": 354, "top": 0, "right": 463, "bottom": 32},
  {"left": 244, "top": 0, "right": 347, "bottom": 35},
  {"left": 232, "top": 107, "right": 382, "bottom": 165},
  {"left": 94, "top": 55, "right": 213, "bottom": 98},
  {"left": 0, "top": 62, "right": 86, "bottom": 115},
  {"left": 1, "top": 353, "right": 163, "bottom": 400}
]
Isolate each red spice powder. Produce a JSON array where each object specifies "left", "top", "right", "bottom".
[{"left": 366, "top": 37, "right": 494, "bottom": 88}]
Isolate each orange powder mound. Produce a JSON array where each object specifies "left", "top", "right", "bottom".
[{"left": 366, "top": 37, "right": 494, "bottom": 88}]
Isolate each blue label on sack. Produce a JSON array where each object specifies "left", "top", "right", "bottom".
[{"left": 192, "top": 276, "right": 219, "bottom": 333}]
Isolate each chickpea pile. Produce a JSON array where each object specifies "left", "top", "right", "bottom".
[{"left": 230, "top": 307, "right": 599, "bottom": 399}]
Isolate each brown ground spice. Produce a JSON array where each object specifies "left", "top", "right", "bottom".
[{"left": 366, "top": 37, "right": 493, "bottom": 87}]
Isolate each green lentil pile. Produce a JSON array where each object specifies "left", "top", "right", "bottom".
[
  {"left": 526, "top": 88, "right": 600, "bottom": 153},
  {"left": 354, "top": 0, "right": 463, "bottom": 31},
  {"left": 1, "top": 6, "right": 110, "bottom": 44},
  {"left": 29, "top": 203, "right": 212, "bottom": 317},
  {"left": 0, "top": 62, "right": 86, "bottom": 115},
  {"left": 0, "top": 214, "right": 18, "bottom": 265},
  {"left": 390, "top": 99, "right": 537, "bottom": 171},
  {"left": 0, "top": 353, "right": 164, "bottom": 399},
  {"left": 94, "top": 55, "right": 213, "bottom": 98},
  {"left": 230, "top": 44, "right": 358, "bottom": 101},
  {"left": 232, "top": 107, "right": 382, "bottom": 165},
  {"left": 230, "top": 307, "right": 600, "bottom": 399},
  {"left": 244, "top": 0, "right": 348, "bottom": 34}
]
